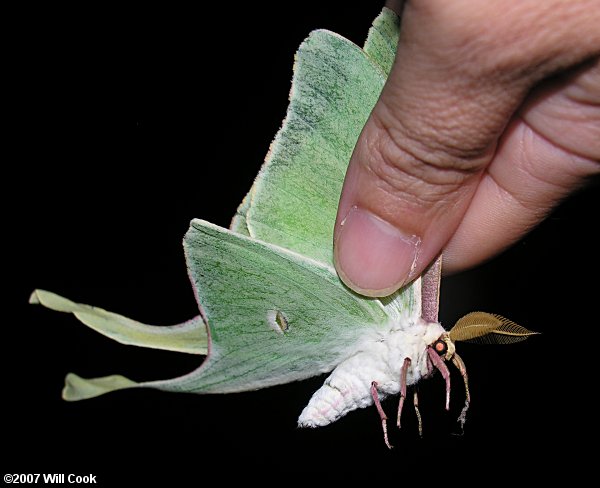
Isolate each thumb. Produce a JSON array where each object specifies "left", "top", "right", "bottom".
[{"left": 334, "top": 1, "right": 589, "bottom": 297}]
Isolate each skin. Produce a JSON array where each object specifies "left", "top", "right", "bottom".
[{"left": 334, "top": 0, "right": 600, "bottom": 297}]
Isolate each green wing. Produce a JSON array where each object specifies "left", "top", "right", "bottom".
[
  {"left": 147, "top": 220, "right": 387, "bottom": 394},
  {"left": 363, "top": 7, "right": 401, "bottom": 75},
  {"left": 55, "top": 220, "right": 388, "bottom": 399},
  {"left": 235, "top": 8, "right": 420, "bottom": 318},
  {"left": 234, "top": 8, "right": 400, "bottom": 252},
  {"left": 32, "top": 9, "right": 414, "bottom": 401},
  {"left": 30, "top": 289, "right": 207, "bottom": 355},
  {"left": 244, "top": 30, "right": 386, "bottom": 264},
  {"left": 230, "top": 191, "right": 251, "bottom": 236},
  {"left": 29, "top": 289, "right": 208, "bottom": 401}
]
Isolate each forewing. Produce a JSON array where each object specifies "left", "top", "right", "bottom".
[
  {"left": 363, "top": 7, "right": 401, "bottom": 75},
  {"left": 230, "top": 191, "right": 251, "bottom": 235},
  {"left": 245, "top": 30, "right": 386, "bottom": 264},
  {"left": 234, "top": 8, "right": 400, "bottom": 243}
]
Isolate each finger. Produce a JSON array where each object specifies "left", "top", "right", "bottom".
[
  {"left": 334, "top": 0, "right": 600, "bottom": 297},
  {"left": 443, "top": 58, "right": 600, "bottom": 272}
]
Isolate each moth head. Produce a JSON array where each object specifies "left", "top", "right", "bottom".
[
  {"left": 422, "top": 312, "right": 538, "bottom": 434},
  {"left": 431, "top": 332, "right": 455, "bottom": 361}
]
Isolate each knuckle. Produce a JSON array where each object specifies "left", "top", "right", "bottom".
[
  {"left": 362, "top": 112, "right": 481, "bottom": 208},
  {"left": 407, "top": 1, "right": 517, "bottom": 72},
  {"left": 410, "top": 1, "right": 600, "bottom": 78}
]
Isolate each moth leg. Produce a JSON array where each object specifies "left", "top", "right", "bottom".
[
  {"left": 452, "top": 353, "right": 470, "bottom": 431},
  {"left": 370, "top": 381, "right": 392, "bottom": 449},
  {"left": 396, "top": 357, "right": 411, "bottom": 428},
  {"left": 427, "top": 347, "right": 451, "bottom": 410},
  {"left": 413, "top": 389, "right": 423, "bottom": 438}
]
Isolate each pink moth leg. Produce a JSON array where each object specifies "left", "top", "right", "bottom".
[
  {"left": 371, "top": 381, "right": 392, "bottom": 449},
  {"left": 413, "top": 389, "right": 423, "bottom": 437},
  {"left": 427, "top": 347, "right": 451, "bottom": 410},
  {"left": 452, "top": 353, "right": 470, "bottom": 430},
  {"left": 397, "top": 357, "right": 411, "bottom": 428}
]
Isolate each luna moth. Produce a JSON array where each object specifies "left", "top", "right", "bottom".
[{"left": 30, "top": 8, "right": 537, "bottom": 448}]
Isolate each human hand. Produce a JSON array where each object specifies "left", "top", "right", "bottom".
[{"left": 334, "top": 0, "right": 600, "bottom": 297}]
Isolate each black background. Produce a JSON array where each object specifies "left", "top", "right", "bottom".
[{"left": 7, "top": 2, "right": 599, "bottom": 483}]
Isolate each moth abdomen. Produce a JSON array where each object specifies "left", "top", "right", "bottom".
[
  {"left": 298, "top": 347, "right": 393, "bottom": 428},
  {"left": 297, "top": 383, "right": 349, "bottom": 428}
]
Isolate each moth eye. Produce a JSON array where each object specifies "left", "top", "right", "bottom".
[{"left": 433, "top": 339, "right": 447, "bottom": 356}]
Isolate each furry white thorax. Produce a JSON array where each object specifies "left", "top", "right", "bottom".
[{"left": 298, "top": 316, "right": 445, "bottom": 427}]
